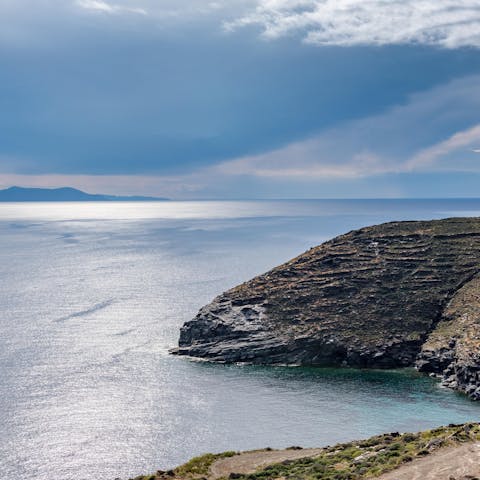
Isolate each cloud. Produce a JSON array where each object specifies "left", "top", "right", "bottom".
[
  {"left": 3, "top": 73, "right": 480, "bottom": 199},
  {"left": 226, "top": 0, "right": 480, "bottom": 49},
  {"left": 4, "top": 0, "right": 480, "bottom": 49},
  {"left": 76, "top": 0, "right": 147, "bottom": 15},
  {"left": 3, "top": 79, "right": 480, "bottom": 198},
  {"left": 74, "top": 0, "right": 252, "bottom": 19},
  {"left": 212, "top": 74, "right": 480, "bottom": 179},
  {"left": 406, "top": 124, "right": 480, "bottom": 170},
  {"left": 216, "top": 143, "right": 390, "bottom": 179},
  {"left": 2, "top": 0, "right": 480, "bottom": 201}
]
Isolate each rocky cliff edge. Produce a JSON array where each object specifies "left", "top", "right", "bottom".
[{"left": 172, "top": 217, "right": 480, "bottom": 399}]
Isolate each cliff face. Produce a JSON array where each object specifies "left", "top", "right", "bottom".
[
  {"left": 417, "top": 275, "right": 480, "bottom": 399},
  {"left": 173, "top": 218, "right": 480, "bottom": 397}
]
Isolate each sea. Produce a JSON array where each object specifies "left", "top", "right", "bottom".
[{"left": 1, "top": 199, "right": 480, "bottom": 480}]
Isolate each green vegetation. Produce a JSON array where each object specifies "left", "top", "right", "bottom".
[
  {"left": 131, "top": 451, "right": 237, "bottom": 480},
  {"left": 130, "top": 423, "right": 480, "bottom": 480},
  {"left": 225, "top": 423, "right": 480, "bottom": 480},
  {"left": 175, "top": 451, "right": 237, "bottom": 477}
]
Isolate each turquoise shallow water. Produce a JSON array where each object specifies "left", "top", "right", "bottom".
[{"left": 1, "top": 199, "right": 480, "bottom": 480}]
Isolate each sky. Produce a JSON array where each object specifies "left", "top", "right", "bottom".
[{"left": 1, "top": 0, "right": 480, "bottom": 199}]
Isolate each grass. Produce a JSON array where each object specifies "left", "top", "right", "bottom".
[
  {"left": 224, "top": 423, "right": 480, "bottom": 480},
  {"left": 131, "top": 451, "right": 237, "bottom": 480},
  {"left": 175, "top": 451, "right": 237, "bottom": 477},
  {"left": 130, "top": 423, "right": 480, "bottom": 480}
]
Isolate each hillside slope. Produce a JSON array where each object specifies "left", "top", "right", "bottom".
[
  {"left": 132, "top": 423, "right": 480, "bottom": 480},
  {"left": 173, "top": 217, "right": 480, "bottom": 398}
]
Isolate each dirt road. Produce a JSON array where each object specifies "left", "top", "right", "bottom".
[
  {"left": 209, "top": 448, "right": 324, "bottom": 479},
  {"left": 377, "top": 442, "right": 480, "bottom": 480}
]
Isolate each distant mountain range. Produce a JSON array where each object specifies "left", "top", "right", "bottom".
[{"left": 0, "top": 186, "right": 169, "bottom": 202}]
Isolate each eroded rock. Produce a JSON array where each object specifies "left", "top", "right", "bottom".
[
  {"left": 173, "top": 217, "right": 480, "bottom": 396},
  {"left": 417, "top": 275, "right": 480, "bottom": 399}
]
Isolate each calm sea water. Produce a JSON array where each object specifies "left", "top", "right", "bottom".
[{"left": 1, "top": 199, "right": 480, "bottom": 480}]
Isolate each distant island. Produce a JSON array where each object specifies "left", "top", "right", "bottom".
[{"left": 0, "top": 186, "right": 169, "bottom": 202}]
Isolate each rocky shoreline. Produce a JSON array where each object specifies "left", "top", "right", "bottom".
[{"left": 172, "top": 217, "right": 480, "bottom": 399}]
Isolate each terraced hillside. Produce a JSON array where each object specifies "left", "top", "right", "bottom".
[{"left": 173, "top": 218, "right": 480, "bottom": 397}]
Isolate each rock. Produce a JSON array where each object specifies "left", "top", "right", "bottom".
[
  {"left": 353, "top": 451, "right": 378, "bottom": 463},
  {"left": 173, "top": 217, "right": 480, "bottom": 397},
  {"left": 426, "top": 438, "right": 444, "bottom": 450},
  {"left": 472, "top": 388, "right": 480, "bottom": 401},
  {"left": 418, "top": 274, "right": 480, "bottom": 399}
]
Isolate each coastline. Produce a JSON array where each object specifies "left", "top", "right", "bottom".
[{"left": 175, "top": 217, "right": 480, "bottom": 400}]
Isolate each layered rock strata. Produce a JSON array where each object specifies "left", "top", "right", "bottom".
[
  {"left": 172, "top": 217, "right": 480, "bottom": 398},
  {"left": 417, "top": 275, "right": 480, "bottom": 398}
]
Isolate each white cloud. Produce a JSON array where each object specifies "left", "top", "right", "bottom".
[
  {"left": 215, "top": 142, "right": 390, "bottom": 179},
  {"left": 226, "top": 0, "right": 480, "bottom": 49},
  {"left": 406, "top": 124, "right": 480, "bottom": 170},
  {"left": 4, "top": 83, "right": 480, "bottom": 198},
  {"left": 76, "top": 0, "right": 147, "bottom": 15},
  {"left": 212, "top": 74, "right": 480, "bottom": 179},
  {"left": 74, "top": 0, "right": 252, "bottom": 19}
]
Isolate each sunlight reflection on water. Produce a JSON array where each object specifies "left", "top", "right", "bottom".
[{"left": 1, "top": 199, "right": 480, "bottom": 480}]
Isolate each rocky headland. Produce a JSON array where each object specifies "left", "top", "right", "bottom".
[{"left": 172, "top": 217, "right": 480, "bottom": 399}]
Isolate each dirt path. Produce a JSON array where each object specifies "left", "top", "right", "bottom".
[
  {"left": 377, "top": 442, "right": 480, "bottom": 480},
  {"left": 209, "top": 442, "right": 480, "bottom": 480},
  {"left": 209, "top": 448, "right": 324, "bottom": 479}
]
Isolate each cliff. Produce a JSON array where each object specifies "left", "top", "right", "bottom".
[{"left": 173, "top": 217, "right": 480, "bottom": 398}]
